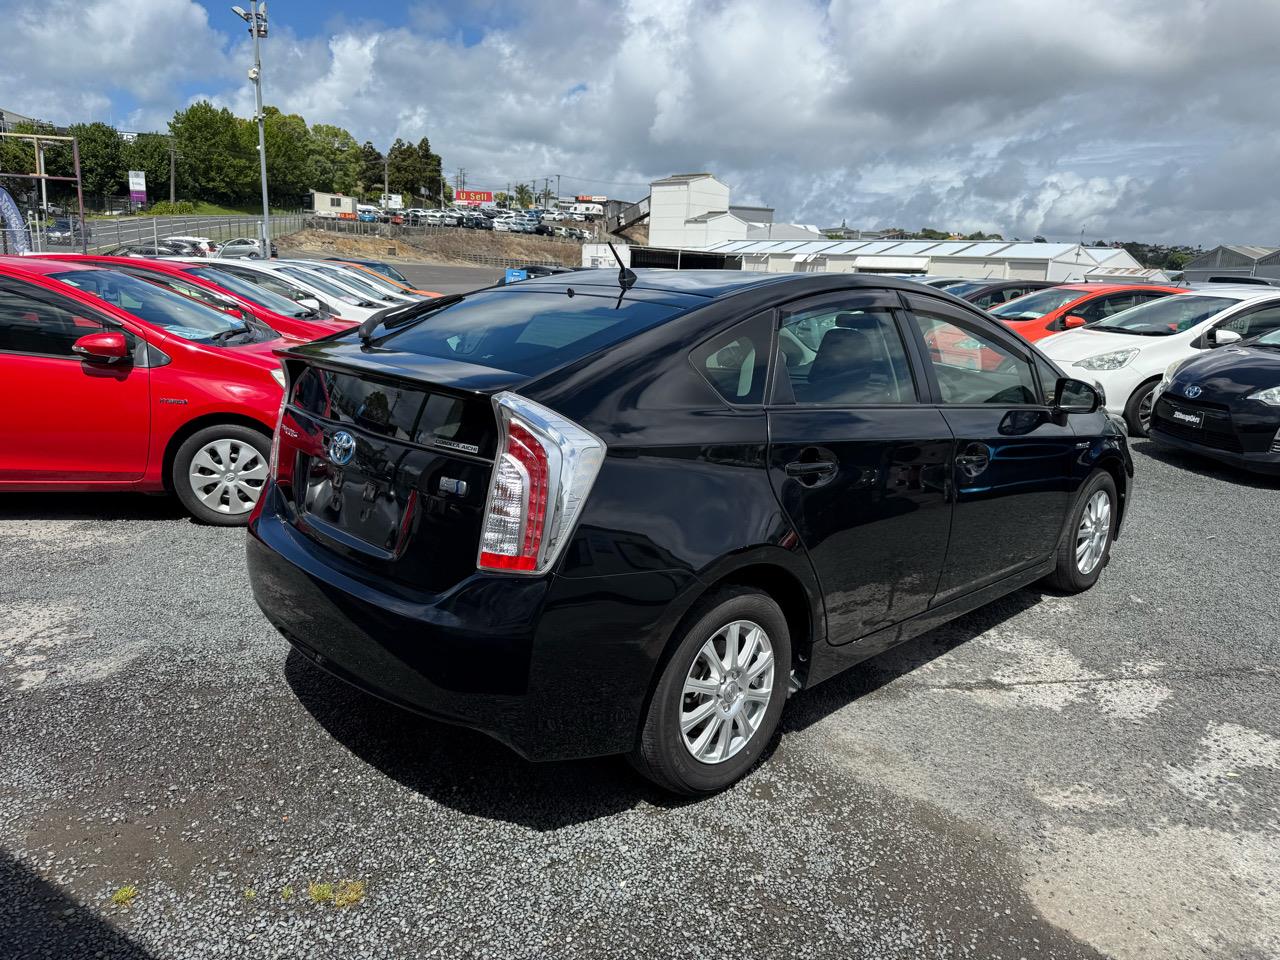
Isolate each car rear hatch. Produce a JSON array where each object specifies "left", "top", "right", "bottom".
[{"left": 273, "top": 348, "right": 524, "bottom": 594}]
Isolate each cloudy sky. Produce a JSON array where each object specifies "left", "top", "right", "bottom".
[{"left": 4, "top": 0, "right": 1279, "bottom": 245}]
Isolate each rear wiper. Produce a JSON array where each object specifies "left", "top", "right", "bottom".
[
  {"left": 358, "top": 294, "right": 464, "bottom": 344},
  {"left": 211, "top": 324, "right": 249, "bottom": 344}
]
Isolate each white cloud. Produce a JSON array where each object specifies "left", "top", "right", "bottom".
[{"left": 6, "top": 0, "right": 1280, "bottom": 243}]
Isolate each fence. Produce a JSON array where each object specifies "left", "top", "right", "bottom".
[
  {"left": 303, "top": 216, "right": 595, "bottom": 246},
  {"left": 12, "top": 213, "right": 306, "bottom": 254}
]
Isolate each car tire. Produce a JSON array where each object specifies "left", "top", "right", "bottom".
[
  {"left": 172, "top": 424, "right": 271, "bottom": 526},
  {"left": 1044, "top": 470, "right": 1118, "bottom": 594},
  {"left": 1124, "top": 379, "right": 1159, "bottom": 437},
  {"left": 630, "top": 587, "right": 791, "bottom": 795}
]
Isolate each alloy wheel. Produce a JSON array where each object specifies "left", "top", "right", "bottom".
[
  {"left": 1075, "top": 489, "right": 1112, "bottom": 575},
  {"left": 679, "top": 620, "right": 775, "bottom": 764},
  {"left": 1138, "top": 391, "right": 1155, "bottom": 432},
  {"left": 188, "top": 438, "right": 267, "bottom": 516}
]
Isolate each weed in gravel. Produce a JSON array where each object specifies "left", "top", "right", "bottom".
[
  {"left": 333, "top": 880, "right": 365, "bottom": 908},
  {"left": 281, "top": 886, "right": 294, "bottom": 901},
  {"left": 308, "top": 882, "right": 334, "bottom": 904},
  {"left": 243, "top": 888, "right": 256, "bottom": 900},
  {"left": 111, "top": 885, "right": 138, "bottom": 908}
]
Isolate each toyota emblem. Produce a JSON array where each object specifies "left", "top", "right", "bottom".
[
  {"left": 328, "top": 430, "right": 356, "bottom": 465},
  {"left": 1183, "top": 384, "right": 1202, "bottom": 399}
]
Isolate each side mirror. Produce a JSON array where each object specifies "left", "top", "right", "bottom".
[
  {"left": 1063, "top": 314, "right": 1087, "bottom": 329},
  {"left": 1053, "top": 376, "right": 1102, "bottom": 417},
  {"left": 72, "top": 331, "right": 129, "bottom": 363},
  {"left": 1209, "top": 328, "right": 1242, "bottom": 346},
  {"left": 297, "top": 297, "right": 322, "bottom": 312}
]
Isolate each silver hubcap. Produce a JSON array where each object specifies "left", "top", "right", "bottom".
[
  {"left": 680, "top": 620, "right": 775, "bottom": 764},
  {"left": 1075, "top": 490, "right": 1112, "bottom": 575},
  {"left": 188, "top": 439, "right": 267, "bottom": 515},
  {"left": 1138, "top": 391, "right": 1154, "bottom": 431}
]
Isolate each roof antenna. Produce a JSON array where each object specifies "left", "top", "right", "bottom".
[{"left": 608, "top": 241, "right": 637, "bottom": 292}]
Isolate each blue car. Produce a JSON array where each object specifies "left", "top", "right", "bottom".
[{"left": 357, "top": 211, "right": 379, "bottom": 223}]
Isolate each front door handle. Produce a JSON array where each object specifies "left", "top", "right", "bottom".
[
  {"left": 955, "top": 442, "right": 992, "bottom": 479},
  {"left": 785, "top": 461, "right": 837, "bottom": 478}
]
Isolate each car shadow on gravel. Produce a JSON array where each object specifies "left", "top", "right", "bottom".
[
  {"left": 781, "top": 587, "right": 1045, "bottom": 734},
  {"left": 285, "top": 589, "right": 1046, "bottom": 827},
  {"left": 284, "top": 650, "right": 692, "bottom": 829},
  {"left": 0, "top": 492, "right": 189, "bottom": 522},
  {"left": 0, "top": 850, "right": 154, "bottom": 959},
  {"left": 1131, "top": 437, "right": 1280, "bottom": 489}
]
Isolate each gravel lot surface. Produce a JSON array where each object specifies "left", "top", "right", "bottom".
[{"left": 2, "top": 431, "right": 1278, "bottom": 959}]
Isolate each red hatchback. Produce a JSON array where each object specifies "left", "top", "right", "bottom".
[
  {"left": 989, "top": 283, "right": 1188, "bottom": 342},
  {"left": 33, "top": 254, "right": 356, "bottom": 339},
  {"left": 0, "top": 257, "right": 285, "bottom": 524}
]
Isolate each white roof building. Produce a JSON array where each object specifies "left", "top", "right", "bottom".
[
  {"left": 702, "top": 238, "right": 1155, "bottom": 282},
  {"left": 646, "top": 173, "right": 821, "bottom": 249}
]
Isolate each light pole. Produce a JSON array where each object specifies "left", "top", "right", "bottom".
[{"left": 232, "top": 3, "right": 271, "bottom": 257}]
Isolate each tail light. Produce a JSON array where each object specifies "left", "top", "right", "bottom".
[{"left": 478, "top": 392, "right": 605, "bottom": 575}]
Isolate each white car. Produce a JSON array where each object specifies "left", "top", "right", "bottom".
[
  {"left": 277, "top": 260, "right": 419, "bottom": 308},
  {"left": 191, "top": 258, "right": 387, "bottom": 323},
  {"left": 1039, "top": 286, "right": 1280, "bottom": 435},
  {"left": 165, "top": 235, "right": 218, "bottom": 255}
]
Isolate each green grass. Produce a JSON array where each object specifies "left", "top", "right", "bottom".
[{"left": 111, "top": 885, "right": 139, "bottom": 908}]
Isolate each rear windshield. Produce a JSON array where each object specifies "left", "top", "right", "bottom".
[{"left": 379, "top": 289, "right": 684, "bottom": 376}]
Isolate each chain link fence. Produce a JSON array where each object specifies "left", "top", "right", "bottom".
[{"left": 303, "top": 216, "right": 595, "bottom": 246}]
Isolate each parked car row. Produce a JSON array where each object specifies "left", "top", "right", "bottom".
[
  {"left": 378, "top": 206, "right": 592, "bottom": 239},
  {"left": 905, "top": 274, "right": 1280, "bottom": 475},
  {"left": 0, "top": 251, "right": 440, "bottom": 523},
  {"left": 102, "top": 236, "right": 278, "bottom": 260}
]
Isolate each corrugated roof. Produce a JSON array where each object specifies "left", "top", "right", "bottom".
[
  {"left": 651, "top": 172, "right": 716, "bottom": 185},
  {"left": 685, "top": 210, "right": 732, "bottom": 223}
]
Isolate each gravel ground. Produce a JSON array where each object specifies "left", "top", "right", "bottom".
[{"left": 1, "top": 440, "right": 1278, "bottom": 960}]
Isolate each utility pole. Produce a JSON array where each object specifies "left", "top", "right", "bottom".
[
  {"left": 383, "top": 153, "right": 389, "bottom": 205},
  {"left": 555, "top": 174, "right": 560, "bottom": 208},
  {"left": 232, "top": 2, "right": 272, "bottom": 257}
]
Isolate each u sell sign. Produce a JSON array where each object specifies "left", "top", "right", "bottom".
[
  {"left": 127, "top": 170, "right": 146, "bottom": 205},
  {"left": 455, "top": 190, "right": 493, "bottom": 206}
]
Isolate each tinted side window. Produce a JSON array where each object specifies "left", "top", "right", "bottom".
[
  {"left": 1034, "top": 355, "right": 1064, "bottom": 406},
  {"left": 0, "top": 281, "right": 108, "bottom": 358},
  {"left": 690, "top": 311, "right": 771, "bottom": 405},
  {"left": 911, "top": 309, "right": 1038, "bottom": 405},
  {"left": 777, "top": 304, "right": 916, "bottom": 405}
]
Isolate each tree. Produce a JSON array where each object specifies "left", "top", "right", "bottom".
[
  {"left": 494, "top": 191, "right": 510, "bottom": 208},
  {"left": 514, "top": 183, "right": 534, "bottom": 209},
  {"left": 358, "top": 142, "right": 384, "bottom": 200},
  {"left": 1032, "top": 234, "right": 1047, "bottom": 243},
  {"left": 386, "top": 138, "right": 427, "bottom": 200},
  {"left": 308, "top": 123, "right": 361, "bottom": 194},
  {"left": 415, "top": 136, "right": 443, "bottom": 201},
  {"left": 170, "top": 101, "right": 256, "bottom": 205},
  {"left": 67, "top": 122, "right": 125, "bottom": 197},
  {"left": 262, "top": 107, "right": 311, "bottom": 207}
]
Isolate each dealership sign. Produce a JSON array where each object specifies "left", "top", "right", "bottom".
[
  {"left": 456, "top": 190, "right": 493, "bottom": 206},
  {"left": 127, "top": 170, "right": 146, "bottom": 205},
  {"left": 576, "top": 195, "right": 607, "bottom": 203}
]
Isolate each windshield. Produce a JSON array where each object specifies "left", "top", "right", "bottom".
[
  {"left": 51, "top": 269, "right": 246, "bottom": 342},
  {"left": 278, "top": 266, "right": 364, "bottom": 304},
  {"left": 990, "top": 288, "right": 1083, "bottom": 320},
  {"left": 188, "top": 266, "right": 313, "bottom": 318},
  {"left": 310, "top": 265, "right": 406, "bottom": 302},
  {"left": 379, "top": 289, "right": 683, "bottom": 376},
  {"left": 1091, "top": 295, "right": 1236, "bottom": 336}
]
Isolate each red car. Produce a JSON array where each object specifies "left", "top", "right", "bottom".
[
  {"left": 33, "top": 254, "right": 356, "bottom": 339},
  {"left": 989, "top": 283, "right": 1188, "bottom": 342},
  {"left": 0, "top": 256, "right": 285, "bottom": 524}
]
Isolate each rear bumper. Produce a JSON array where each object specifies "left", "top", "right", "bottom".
[
  {"left": 1148, "top": 427, "right": 1280, "bottom": 476},
  {"left": 247, "top": 488, "right": 689, "bottom": 761}
]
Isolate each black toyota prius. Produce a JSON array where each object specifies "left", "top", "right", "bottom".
[
  {"left": 1150, "top": 327, "right": 1280, "bottom": 475},
  {"left": 247, "top": 269, "right": 1133, "bottom": 794}
]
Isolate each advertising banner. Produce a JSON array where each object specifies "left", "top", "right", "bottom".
[
  {"left": 127, "top": 170, "right": 146, "bottom": 206},
  {"left": 456, "top": 190, "right": 493, "bottom": 206}
]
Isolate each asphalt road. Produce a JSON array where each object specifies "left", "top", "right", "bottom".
[{"left": 1, "top": 442, "right": 1277, "bottom": 959}]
